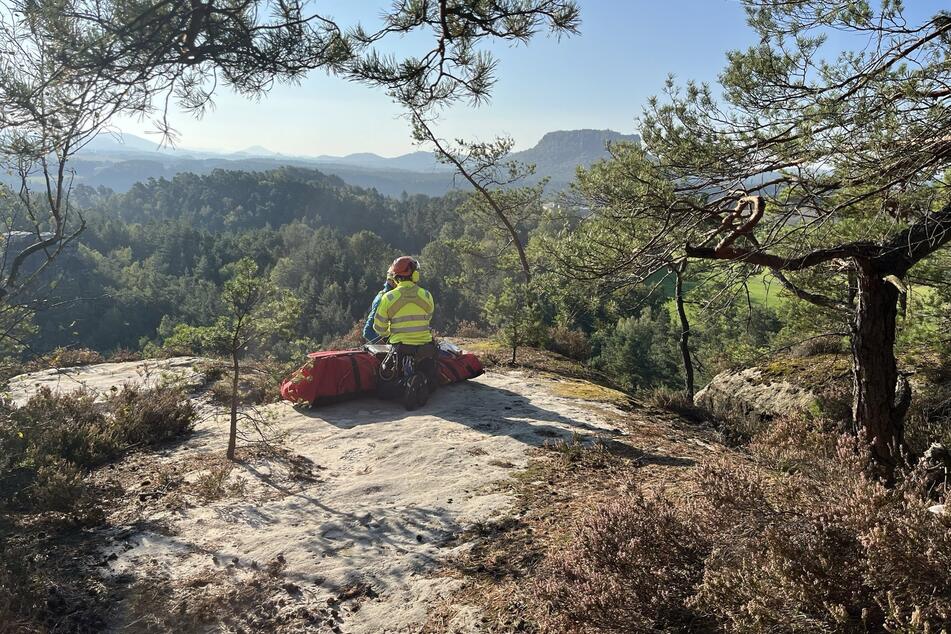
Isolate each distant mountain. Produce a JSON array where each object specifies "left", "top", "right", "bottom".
[
  {"left": 83, "top": 132, "right": 173, "bottom": 154},
  {"left": 57, "top": 128, "right": 639, "bottom": 196},
  {"left": 511, "top": 129, "right": 640, "bottom": 188},
  {"left": 233, "top": 145, "right": 282, "bottom": 157},
  {"left": 312, "top": 151, "right": 444, "bottom": 173}
]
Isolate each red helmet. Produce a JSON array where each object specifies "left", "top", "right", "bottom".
[{"left": 388, "top": 256, "right": 418, "bottom": 278}]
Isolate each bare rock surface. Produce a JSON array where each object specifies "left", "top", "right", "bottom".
[
  {"left": 694, "top": 367, "right": 824, "bottom": 429},
  {"left": 10, "top": 360, "right": 626, "bottom": 633},
  {"left": 5, "top": 356, "right": 207, "bottom": 406}
]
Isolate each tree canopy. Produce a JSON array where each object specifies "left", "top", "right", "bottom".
[{"left": 565, "top": 0, "right": 951, "bottom": 470}]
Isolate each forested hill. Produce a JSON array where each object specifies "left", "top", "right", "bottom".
[
  {"left": 34, "top": 167, "right": 474, "bottom": 354},
  {"left": 76, "top": 166, "right": 457, "bottom": 249}
]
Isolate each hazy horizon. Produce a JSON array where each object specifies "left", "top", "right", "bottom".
[{"left": 114, "top": 0, "right": 948, "bottom": 157}]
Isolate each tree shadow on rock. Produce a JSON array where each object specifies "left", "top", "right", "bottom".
[{"left": 297, "top": 381, "right": 616, "bottom": 448}]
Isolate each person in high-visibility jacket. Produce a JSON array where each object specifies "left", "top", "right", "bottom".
[{"left": 372, "top": 256, "right": 435, "bottom": 345}]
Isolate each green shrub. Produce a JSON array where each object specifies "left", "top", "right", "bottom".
[
  {"left": 546, "top": 325, "right": 591, "bottom": 361},
  {"left": 590, "top": 307, "right": 680, "bottom": 391},
  {"left": 484, "top": 279, "right": 547, "bottom": 364},
  {"left": 109, "top": 384, "right": 196, "bottom": 446}
]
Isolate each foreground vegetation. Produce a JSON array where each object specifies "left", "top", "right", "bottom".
[{"left": 0, "top": 381, "right": 197, "bottom": 631}]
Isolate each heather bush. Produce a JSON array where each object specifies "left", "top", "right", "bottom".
[
  {"left": 690, "top": 454, "right": 951, "bottom": 632},
  {"left": 109, "top": 384, "right": 196, "bottom": 445},
  {"left": 107, "top": 348, "right": 142, "bottom": 363},
  {"left": 642, "top": 386, "right": 709, "bottom": 423},
  {"left": 747, "top": 415, "right": 841, "bottom": 474},
  {"left": 41, "top": 347, "right": 104, "bottom": 368},
  {"left": 790, "top": 335, "right": 847, "bottom": 358},
  {"left": 454, "top": 320, "right": 488, "bottom": 338},
  {"left": 905, "top": 381, "right": 951, "bottom": 455},
  {"left": 0, "top": 385, "right": 196, "bottom": 513},
  {"left": 0, "top": 541, "right": 43, "bottom": 634},
  {"left": 323, "top": 321, "right": 365, "bottom": 350},
  {"left": 8, "top": 388, "right": 118, "bottom": 470},
  {"left": 533, "top": 490, "right": 712, "bottom": 632},
  {"left": 533, "top": 422, "right": 951, "bottom": 633},
  {"left": 30, "top": 459, "right": 88, "bottom": 513}
]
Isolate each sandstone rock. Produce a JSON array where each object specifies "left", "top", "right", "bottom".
[
  {"left": 5, "top": 356, "right": 208, "bottom": 406},
  {"left": 694, "top": 359, "right": 852, "bottom": 434},
  {"left": 919, "top": 443, "right": 950, "bottom": 499}
]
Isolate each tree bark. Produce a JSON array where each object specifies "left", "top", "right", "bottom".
[
  {"left": 226, "top": 351, "right": 240, "bottom": 460},
  {"left": 851, "top": 261, "right": 906, "bottom": 472},
  {"left": 511, "top": 322, "right": 519, "bottom": 365},
  {"left": 672, "top": 263, "right": 694, "bottom": 398}
]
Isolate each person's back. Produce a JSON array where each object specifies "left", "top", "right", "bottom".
[
  {"left": 373, "top": 280, "right": 434, "bottom": 345},
  {"left": 373, "top": 256, "right": 437, "bottom": 408}
]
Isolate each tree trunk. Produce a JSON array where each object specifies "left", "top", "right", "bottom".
[
  {"left": 226, "top": 352, "right": 240, "bottom": 460},
  {"left": 511, "top": 326, "right": 518, "bottom": 365},
  {"left": 673, "top": 263, "right": 694, "bottom": 398},
  {"left": 851, "top": 262, "right": 907, "bottom": 473}
]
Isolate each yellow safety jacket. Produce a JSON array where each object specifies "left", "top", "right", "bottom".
[{"left": 372, "top": 281, "right": 435, "bottom": 345}]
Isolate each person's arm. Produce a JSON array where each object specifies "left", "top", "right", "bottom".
[
  {"left": 363, "top": 293, "right": 383, "bottom": 341},
  {"left": 424, "top": 289, "right": 435, "bottom": 323},
  {"left": 373, "top": 294, "right": 391, "bottom": 338}
]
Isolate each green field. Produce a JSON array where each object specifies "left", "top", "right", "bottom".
[{"left": 659, "top": 270, "right": 789, "bottom": 321}]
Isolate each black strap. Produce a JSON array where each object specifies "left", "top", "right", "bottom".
[{"left": 348, "top": 354, "right": 363, "bottom": 392}]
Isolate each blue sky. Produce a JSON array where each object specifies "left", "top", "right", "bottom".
[{"left": 116, "top": 0, "right": 947, "bottom": 157}]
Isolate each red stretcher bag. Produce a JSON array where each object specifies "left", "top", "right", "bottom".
[
  {"left": 438, "top": 353, "right": 485, "bottom": 386},
  {"left": 280, "top": 350, "right": 380, "bottom": 406}
]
